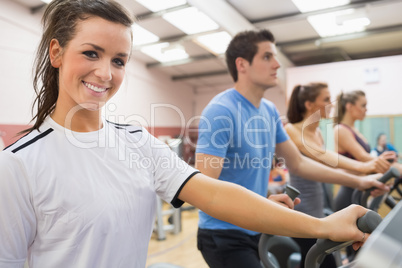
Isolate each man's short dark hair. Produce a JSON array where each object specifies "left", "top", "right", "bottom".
[{"left": 225, "top": 29, "right": 275, "bottom": 82}]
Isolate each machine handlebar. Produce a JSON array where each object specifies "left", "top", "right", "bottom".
[
  {"left": 304, "top": 210, "right": 382, "bottom": 268},
  {"left": 259, "top": 184, "right": 301, "bottom": 268},
  {"left": 359, "top": 167, "right": 400, "bottom": 208}
]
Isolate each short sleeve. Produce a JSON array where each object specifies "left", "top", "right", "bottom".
[
  {"left": 196, "top": 104, "right": 233, "bottom": 158},
  {"left": 145, "top": 132, "right": 199, "bottom": 208},
  {"left": 272, "top": 105, "right": 289, "bottom": 144},
  {"left": 0, "top": 152, "right": 36, "bottom": 267}
]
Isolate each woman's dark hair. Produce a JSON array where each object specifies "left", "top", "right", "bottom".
[
  {"left": 24, "top": 0, "right": 133, "bottom": 133},
  {"left": 225, "top": 29, "right": 275, "bottom": 82},
  {"left": 287, "top": 82, "right": 328, "bottom": 123},
  {"left": 334, "top": 90, "right": 365, "bottom": 124}
]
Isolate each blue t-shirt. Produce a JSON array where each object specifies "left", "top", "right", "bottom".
[{"left": 196, "top": 88, "right": 289, "bottom": 235}]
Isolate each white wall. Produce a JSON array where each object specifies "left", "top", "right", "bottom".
[
  {"left": 0, "top": 0, "right": 195, "bottom": 127},
  {"left": 286, "top": 55, "right": 402, "bottom": 116},
  {"left": 107, "top": 60, "right": 195, "bottom": 128},
  {"left": 0, "top": 0, "right": 42, "bottom": 124}
]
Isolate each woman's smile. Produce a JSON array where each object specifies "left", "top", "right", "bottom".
[{"left": 82, "top": 81, "right": 109, "bottom": 94}]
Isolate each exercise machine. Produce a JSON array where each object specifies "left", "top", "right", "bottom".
[
  {"left": 304, "top": 210, "right": 382, "bottom": 268},
  {"left": 305, "top": 200, "right": 402, "bottom": 268},
  {"left": 352, "top": 200, "right": 402, "bottom": 268},
  {"left": 352, "top": 167, "right": 400, "bottom": 211},
  {"left": 258, "top": 185, "right": 302, "bottom": 268}
]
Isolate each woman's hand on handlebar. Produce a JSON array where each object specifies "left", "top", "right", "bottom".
[
  {"left": 380, "top": 151, "right": 397, "bottom": 164},
  {"left": 363, "top": 156, "right": 391, "bottom": 174},
  {"left": 268, "top": 193, "right": 301, "bottom": 209},
  {"left": 358, "top": 173, "right": 390, "bottom": 195},
  {"left": 320, "top": 205, "right": 368, "bottom": 249}
]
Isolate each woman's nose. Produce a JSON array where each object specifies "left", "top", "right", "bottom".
[{"left": 94, "top": 61, "right": 112, "bottom": 81}]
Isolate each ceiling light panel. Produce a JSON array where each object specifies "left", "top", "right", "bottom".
[
  {"left": 135, "top": 0, "right": 187, "bottom": 12},
  {"left": 292, "top": 0, "right": 350, "bottom": 13},
  {"left": 132, "top": 24, "right": 160, "bottom": 46},
  {"left": 308, "top": 9, "right": 370, "bottom": 37},
  {"left": 195, "top": 31, "right": 232, "bottom": 55},
  {"left": 162, "top": 7, "right": 219, "bottom": 35},
  {"left": 140, "top": 42, "right": 189, "bottom": 62},
  {"left": 336, "top": 9, "right": 371, "bottom": 26}
]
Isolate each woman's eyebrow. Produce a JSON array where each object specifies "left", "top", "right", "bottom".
[
  {"left": 83, "top": 43, "right": 104, "bottom": 52},
  {"left": 82, "top": 43, "right": 129, "bottom": 58}
]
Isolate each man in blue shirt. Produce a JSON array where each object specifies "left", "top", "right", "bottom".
[{"left": 195, "top": 29, "right": 389, "bottom": 268}]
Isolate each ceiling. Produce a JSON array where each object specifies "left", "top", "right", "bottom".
[{"left": 14, "top": 0, "right": 402, "bottom": 88}]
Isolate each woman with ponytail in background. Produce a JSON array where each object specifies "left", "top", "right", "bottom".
[
  {"left": 285, "top": 83, "right": 391, "bottom": 268},
  {"left": 333, "top": 90, "right": 400, "bottom": 211}
]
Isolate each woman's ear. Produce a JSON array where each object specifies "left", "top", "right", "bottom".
[
  {"left": 304, "top": 100, "right": 313, "bottom": 111},
  {"left": 345, "top": 102, "right": 352, "bottom": 111},
  {"left": 49, "top": 39, "right": 62, "bottom": 68}
]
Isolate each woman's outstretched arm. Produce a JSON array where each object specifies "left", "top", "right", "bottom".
[{"left": 179, "top": 172, "right": 368, "bottom": 243}]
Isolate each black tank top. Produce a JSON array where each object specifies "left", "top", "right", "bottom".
[{"left": 338, "top": 123, "right": 371, "bottom": 159}]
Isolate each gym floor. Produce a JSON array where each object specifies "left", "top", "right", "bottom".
[
  {"left": 145, "top": 192, "right": 397, "bottom": 268},
  {"left": 146, "top": 206, "right": 208, "bottom": 268}
]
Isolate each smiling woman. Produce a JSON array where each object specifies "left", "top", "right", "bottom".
[
  {"left": 48, "top": 16, "right": 131, "bottom": 130},
  {"left": 22, "top": 0, "right": 133, "bottom": 134}
]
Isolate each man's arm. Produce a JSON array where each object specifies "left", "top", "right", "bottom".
[
  {"left": 195, "top": 152, "right": 299, "bottom": 208},
  {"left": 195, "top": 153, "right": 224, "bottom": 179}
]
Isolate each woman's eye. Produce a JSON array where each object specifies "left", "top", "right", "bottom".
[
  {"left": 83, "top": 51, "right": 98, "bottom": 58},
  {"left": 113, "top": 58, "right": 125, "bottom": 67}
]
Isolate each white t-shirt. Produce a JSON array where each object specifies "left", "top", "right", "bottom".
[
  {"left": 0, "top": 117, "right": 198, "bottom": 268},
  {"left": 0, "top": 136, "right": 4, "bottom": 151}
]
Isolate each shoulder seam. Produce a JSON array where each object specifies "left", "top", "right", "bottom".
[
  {"left": 106, "top": 120, "right": 143, "bottom": 134},
  {"left": 3, "top": 130, "right": 32, "bottom": 151},
  {"left": 129, "top": 130, "right": 142, "bottom": 134},
  {"left": 10, "top": 128, "right": 54, "bottom": 154},
  {"left": 106, "top": 120, "right": 131, "bottom": 128}
]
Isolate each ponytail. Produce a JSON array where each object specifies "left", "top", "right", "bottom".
[
  {"left": 334, "top": 92, "right": 345, "bottom": 124},
  {"left": 287, "top": 82, "right": 328, "bottom": 124},
  {"left": 287, "top": 85, "right": 305, "bottom": 123},
  {"left": 334, "top": 90, "right": 365, "bottom": 125}
]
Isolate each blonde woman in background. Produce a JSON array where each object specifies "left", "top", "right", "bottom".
[{"left": 333, "top": 90, "right": 400, "bottom": 211}]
